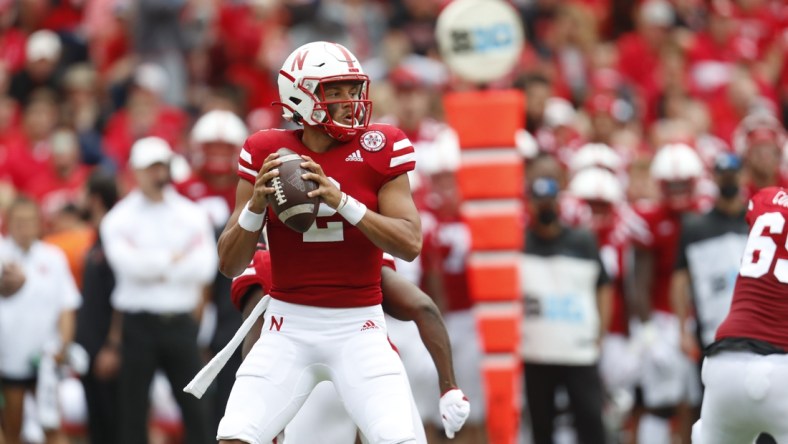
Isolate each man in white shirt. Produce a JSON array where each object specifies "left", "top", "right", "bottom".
[
  {"left": 0, "top": 197, "right": 80, "bottom": 444},
  {"left": 100, "top": 137, "right": 218, "bottom": 444}
]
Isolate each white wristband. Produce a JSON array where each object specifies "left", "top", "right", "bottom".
[
  {"left": 337, "top": 192, "right": 367, "bottom": 226},
  {"left": 238, "top": 201, "right": 265, "bottom": 232}
]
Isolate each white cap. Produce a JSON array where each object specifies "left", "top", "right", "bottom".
[
  {"left": 640, "top": 0, "right": 674, "bottom": 27},
  {"left": 129, "top": 137, "right": 173, "bottom": 169},
  {"left": 544, "top": 97, "right": 576, "bottom": 128},
  {"left": 134, "top": 63, "right": 169, "bottom": 95},
  {"left": 26, "top": 30, "right": 62, "bottom": 63}
]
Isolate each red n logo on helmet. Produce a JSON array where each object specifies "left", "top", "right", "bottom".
[
  {"left": 291, "top": 50, "right": 309, "bottom": 71},
  {"left": 334, "top": 44, "right": 360, "bottom": 73}
]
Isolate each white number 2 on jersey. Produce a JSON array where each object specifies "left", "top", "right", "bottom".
[
  {"left": 302, "top": 177, "right": 344, "bottom": 243},
  {"left": 739, "top": 212, "right": 788, "bottom": 283}
]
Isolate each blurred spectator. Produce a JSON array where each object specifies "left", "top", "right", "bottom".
[
  {"left": 0, "top": 197, "right": 80, "bottom": 444},
  {"left": 102, "top": 63, "right": 188, "bottom": 170},
  {"left": 388, "top": 0, "right": 441, "bottom": 57},
  {"left": 4, "top": 88, "right": 60, "bottom": 194},
  {"left": 9, "top": 29, "right": 62, "bottom": 105},
  {"left": 74, "top": 169, "right": 119, "bottom": 444},
  {"left": 42, "top": 203, "right": 92, "bottom": 290},
  {"left": 0, "top": 2, "right": 26, "bottom": 75},
  {"left": 60, "top": 63, "right": 109, "bottom": 166},
  {"left": 616, "top": 0, "right": 676, "bottom": 124},
  {"left": 732, "top": 111, "right": 788, "bottom": 197},
  {"left": 520, "top": 73, "right": 554, "bottom": 133},
  {"left": 133, "top": 0, "right": 191, "bottom": 107},
  {"left": 520, "top": 177, "right": 611, "bottom": 444},
  {"left": 26, "top": 128, "right": 92, "bottom": 220},
  {"left": 100, "top": 137, "right": 216, "bottom": 444}
]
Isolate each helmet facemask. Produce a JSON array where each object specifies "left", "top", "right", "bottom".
[
  {"left": 313, "top": 78, "right": 372, "bottom": 142},
  {"left": 279, "top": 72, "right": 372, "bottom": 142}
]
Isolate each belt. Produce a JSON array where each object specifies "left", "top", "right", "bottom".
[
  {"left": 124, "top": 311, "right": 192, "bottom": 322},
  {"left": 705, "top": 337, "right": 787, "bottom": 357}
]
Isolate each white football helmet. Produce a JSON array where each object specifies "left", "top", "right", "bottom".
[
  {"left": 570, "top": 143, "right": 623, "bottom": 174},
  {"left": 277, "top": 42, "right": 371, "bottom": 142},
  {"left": 190, "top": 110, "right": 249, "bottom": 175},
  {"left": 731, "top": 111, "right": 786, "bottom": 155},
  {"left": 650, "top": 143, "right": 704, "bottom": 181},
  {"left": 568, "top": 167, "right": 624, "bottom": 203},
  {"left": 191, "top": 110, "right": 248, "bottom": 146}
]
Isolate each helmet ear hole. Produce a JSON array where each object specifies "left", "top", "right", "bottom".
[{"left": 289, "top": 97, "right": 302, "bottom": 105}]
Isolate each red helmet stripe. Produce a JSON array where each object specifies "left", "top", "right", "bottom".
[{"left": 333, "top": 44, "right": 360, "bottom": 73}]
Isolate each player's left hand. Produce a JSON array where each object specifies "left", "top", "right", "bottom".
[
  {"left": 300, "top": 156, "right": 342, "bottom": 209},
  {"left": 439, "top": 388, "right": 470, "bottom": 439}
]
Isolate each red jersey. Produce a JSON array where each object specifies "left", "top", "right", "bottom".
[
  {"left": 238, "top": 124, "right": 416, "bottom": 308},
  {"left": 631, "top": 202, "right": 688, "bottom": 313},
  {"left": 715, "top": 187, "right": 788, "bottom": 350},
  {"left": 175, "top": 174, "right": 236, "bottom": 226},
  {"left": 231, "top": 248, "right": 399, "bottom": 311},
  {"left": 595, "top": 208, "right": 634, "bottom": 335},
  {"left": 424, "top": 218, "right": 473, "bottom": 312}
]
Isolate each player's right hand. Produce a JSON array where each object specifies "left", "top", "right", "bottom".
[
  {"left": 250, "top": 152, "right": 282, "bottom": 213},
  {"left": 439, "top": 388, "right": 470, "bottom": 439}
]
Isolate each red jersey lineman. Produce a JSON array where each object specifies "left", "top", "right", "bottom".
[
  {"left": 214, "top": 42, "right": 436, "bottom": 444},
  {"left": 693, "top": 187, "right": 788, "bottom": 444}
]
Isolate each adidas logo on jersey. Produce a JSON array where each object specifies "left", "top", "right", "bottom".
[
  {"left": 345, "top": 150, "right": 364, "bottom": 162},
  {"left": 360, "top": 320, "right": 379, "bottom": 331}
]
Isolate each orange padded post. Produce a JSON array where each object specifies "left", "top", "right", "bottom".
[
  {"left": 462, "top": 202, "right": 524, "bottom": 251},
  {"left": 456, "top": 152, "right": 525, "bottom": 200},
  {"left": 443, "top": 90, "right": 525, "bottom": 149},
  {"left": 445, "top": 89, "right": 525, "bottom": 444},
  {"left": 467, "top": 254, "right": 520, "bottom": 302},
  {"left": 483, "top": 356, "right": 522, "bottom": 444},
  {"left": 476, "top": 305, "right": 521, "bottom": 354}
]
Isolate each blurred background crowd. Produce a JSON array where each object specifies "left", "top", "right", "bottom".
[{"left": 0, "top": 0, "right": 786, "bottom": 443}]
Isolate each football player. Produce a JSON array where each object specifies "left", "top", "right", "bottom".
[
  {"left": 692, "top": 186, "right": 788, "bottom": 443},
  {"left": 232, "top": 245, "right": 467, "bottom": 442},
  {"left": 630, "top": 143, "right": 705, "bottom": 444},
  {"left": 568, "top": 167, "right": 640, "bottom": 434},
  {"left": 215, "top": 42, "right": 466, "bottom": 444}
]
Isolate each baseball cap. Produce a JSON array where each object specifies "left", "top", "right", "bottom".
[
  {"left": 129, "top": 137, "right": 173, "bottom": 169},
  {"left": 26, "top": 30, "right": 62, "bottom": 63},
  {"left": 640, "top": 0, "right": 674, "bottom": 27},
  {"left": 134, "top": 63, "right": 169, "bottom": 95},
  {"left": 530, "top": 177, "right": 560, "bottom": 199},
  {"left": 714, "top": 152, "right": 742, "bottom": 172}
]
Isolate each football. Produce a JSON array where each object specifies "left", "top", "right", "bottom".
[{"left": 266, "top": 147, "right": 319, "bottom": 233}]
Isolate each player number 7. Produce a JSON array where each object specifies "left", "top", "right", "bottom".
[{"left": 739, "top": 212, "right": 788, "bottom": 283}]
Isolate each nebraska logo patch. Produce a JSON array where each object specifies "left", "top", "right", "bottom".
[{"left": 359, "top": 130, "right": 386, "bottom": 152}]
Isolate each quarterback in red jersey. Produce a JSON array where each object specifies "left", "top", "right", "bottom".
[
  {"left": 693, "top": 187, "right": 788, "bottom": 444},
  {"left": 215, "top": 42, "right": 437, "bottom": 444}
]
